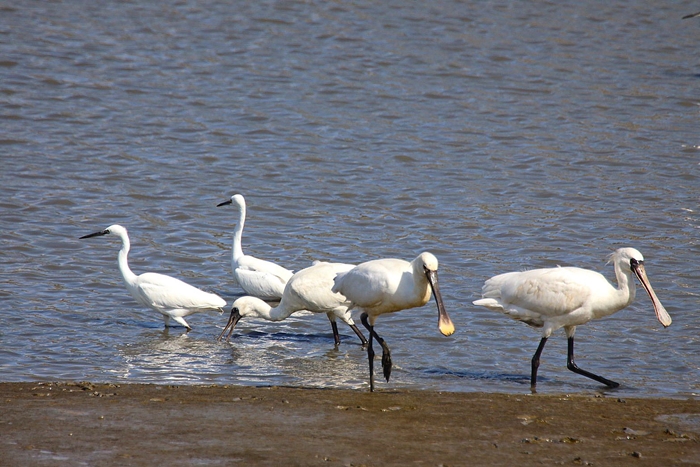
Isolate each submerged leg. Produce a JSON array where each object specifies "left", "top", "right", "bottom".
[
  {"left": 329, "top": 319, "right": 341, "bottom": 347},
  {"left": 566, "top": 336, "right": 619, "bottom": 388},
  {"left": 531, "top": 337, "right": 548, "bottom": 392},
  {"left": 172, "top": 316, "right": 192, "bottom": 332}
]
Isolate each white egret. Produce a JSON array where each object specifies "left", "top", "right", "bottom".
[
  {"left": 332, "top": 252, "right": 455, "bottom": 391},
  {"left": 217, "top": 194, "right": 293, "bottom": 301},
  {"left": 80, "top": 224, "right": 226, "bottom": 331},
  {"left": 473, "top": 247, "right": 672, "bottom": 391},
  {"left": 218, "top": 261, "right": 367, "bottom": 347}
]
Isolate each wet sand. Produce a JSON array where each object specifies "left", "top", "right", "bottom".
[{"left": 1, "top": 382, "right": 698, "bottom": 466}]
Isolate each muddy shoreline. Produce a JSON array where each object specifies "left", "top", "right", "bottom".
[{"left": 1, "top": 382, "right": 698, "bottom": 466}]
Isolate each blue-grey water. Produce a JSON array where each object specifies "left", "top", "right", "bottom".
[{"left": 1, "top": 0, "right": 699, "bottom": 398}]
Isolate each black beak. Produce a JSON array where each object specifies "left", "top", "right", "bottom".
[
  {"left": 79, "top": 229, "right": 109, "bottom": 239},
  {"left": 217, "top": 306, "right": 242, "bottom": 342},
  {"left": 217, "top": 199, "right": 233, "bottom": 207}
]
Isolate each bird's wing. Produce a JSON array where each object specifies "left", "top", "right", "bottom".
[
  {"left": 488, "top": 268, "right": 595, "bottom": 319},
  {"left": 332, "top": 260, "right": 398, "bottom": 309},
  {"left": 137, "top": 273, "right": 225, "bottom": 311},
  {"left": 287, "top": 263, "right": 354, "bottom": 312},
  {"left": 235, "top": 267, "right": 291, "bottom": 300},
  {"left": 237, "top": 255, "right": 293, "bottom": 280}
]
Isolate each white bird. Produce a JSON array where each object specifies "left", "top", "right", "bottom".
[
  {"left": 80, "top": 224, "right": 226, "bottom": 331},
  {"left": 473, "top": 247, "right": 672, "bottom": 391},
  {"left": 218, "top": 261, "right": 367, "bottom": 347},
  {"left": 332, "top": 252, "right": 455, "bottom": 392},
  {"left": 217, "top": 194, "right": 294, "bottom": 301}
]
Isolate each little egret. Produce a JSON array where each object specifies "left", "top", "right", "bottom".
[
  {"left": 332, "top": 252, "right": 455, "bottom": 392},
  {"left": 80, "top": 224, "right": 226, "bottom": 331},
  {"left": 217, "top": 194, "right": 293, "bottom": 301},
  {"left": 473, "top": 247, "right": 672, "bottom": 391},
  {"left": 218, "top": 261, "right": 367, "bottom": 347}
]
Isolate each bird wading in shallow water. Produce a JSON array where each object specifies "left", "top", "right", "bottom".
[
  {"left": 218, "top": 261, "right": 367, "bottom": 347},
  {"left": 473, "top": 247, "right": 671, "bottom": 391},
  {"left": 332, "top": 252, "right": 455, "bottom": 392},
  {"left": 217, "top": 194, "right": 293, "bottom": 301},
  {"left": 80, "top": 224, "right": 226, "bottom": 331}
]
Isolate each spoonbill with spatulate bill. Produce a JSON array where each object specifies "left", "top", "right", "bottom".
[{"left": 473, "top": 247, "right": 671, "bottom": 391}]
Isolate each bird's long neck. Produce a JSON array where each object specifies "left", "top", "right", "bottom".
[
  {"left": 116, "top": 231, "right": 138, "bottom": 287},
  {"left": 411, "top": 262, "right": 432, "bottom": 306},
  {"left": 611, "top": 260, "right": 636, "bottom": 312},
  {"left": 232, "top": 203, "right": 246, "bottom": 261},
  {"left": 246, "top": 298, "right": 293, "bottom": 322}
]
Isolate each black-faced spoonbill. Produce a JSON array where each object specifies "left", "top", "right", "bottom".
[
  {"left": 332, "top": 252, "right": 455, "bottom": 392},
  {"left": 218, "top": 261, "right": 367, "bottom": 347},
  {"left": 217, "top": 194, "right": 293, "bottom": 301},
  {"left": 473, "top": 247, "right": 672, "bottom": 391},
  {"left": 80, "top": 224, "right": 226, "bottom": 331}
]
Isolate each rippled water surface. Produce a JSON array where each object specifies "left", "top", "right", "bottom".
[{"left": 2, "top": 0, "right": 699, "bottom": 398}]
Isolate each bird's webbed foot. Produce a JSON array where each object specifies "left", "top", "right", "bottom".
[{"left": 379, "top": 340, "right": 392, "bottom": 382}]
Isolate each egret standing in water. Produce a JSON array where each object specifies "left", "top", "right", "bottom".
[
  {"left": 218, "top": 261, "right": 367, "bottom": 347},
  {"left": 80, "top": 224, "right": 226, "bottom": 331},
  {"left": 473, "top": 247, "right": 672, "bottom": 391},
  {"left": 217, "top": 194, "right": 293, "bottom": 301},
  {"left": 332, "top": 252, "right": 455, "bottom": 392}
]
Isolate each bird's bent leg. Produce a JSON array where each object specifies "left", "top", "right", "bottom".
[
  {"left": 566, "top": 337, "right": 619, "bottom": 388},
  {"left": 531, "top": 337, "right": 548, "bottom": 392},
  {"left": 172, "top": 316, "right": 192, "bottom": 331},
  {"left": 349, "top": 324, "right": 369, "bottom": 347},
  {"left": 360, "top": 313, "right": 376, "bottom": 392},
  {"left": 359, "top": 314, "right": 392, "bottom": 383}
]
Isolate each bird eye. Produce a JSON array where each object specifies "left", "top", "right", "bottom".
[{"left": 630, "top": 258, "right": 639, "bottom": 269}]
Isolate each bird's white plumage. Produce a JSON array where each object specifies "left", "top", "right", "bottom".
[
  {"left": 473, "top": 247, "right": 671, "bottom": 338},
  {"left": 473, "top": 247, "right": 671, "bottom": 389},
  {"left": 238, "top": 261, "right": 356, "bottom": 323},
  {"left": 80, "top": 224, "right": 226, "bottom": 330},
  {"left": 218, "top": 194, "right": 293, "bottom": 300},
  {"left": 332, "top": 252, "right": 454, "bottom": 391},
  {"left": 333, "top": 253, "right": 442, "bottom": 323},
  {"left": 219, "top": 261, "right": 366, "bottom": 345}
]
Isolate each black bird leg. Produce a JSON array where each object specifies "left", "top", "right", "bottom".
[
  {"left": 349, "top": 324, "right": 369, "bottom": 347},
  {"left": 327, "top": 316, "right": 368, "bottom": 347},
  {"left": 531, "top": 337, "right": 548, "bottom": 392},
  {"left": 567, "top": 336, "right": 619, "bottom": 388},
  {"left": 329, "top": 320, "right": 341, "bottom": 347},
  {"left": 361, "top": 313, "right": 392, "bottom": 392}
]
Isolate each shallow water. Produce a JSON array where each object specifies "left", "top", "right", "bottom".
[{"left": 1, "top": 0, "right": 699, "bottom": 398}]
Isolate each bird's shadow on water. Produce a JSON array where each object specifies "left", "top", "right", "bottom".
[
  {"left": 423, "top": 367, "right": 533, "bottom": 385},
  {"left": 421, "top": 367, "right": 628, "bottom": 395},
  {"left": 217, "top": 329, "right": 364, "bottom": 347}
]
